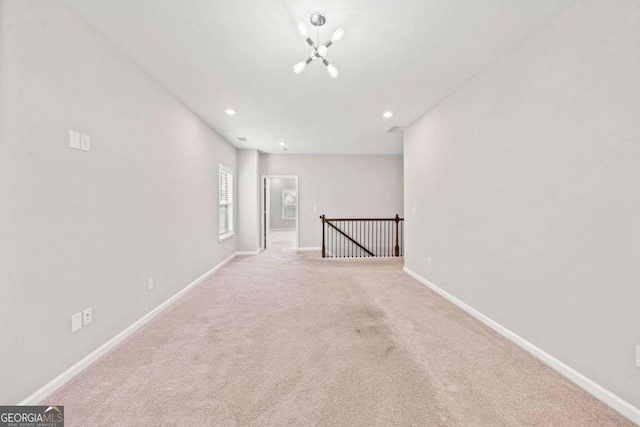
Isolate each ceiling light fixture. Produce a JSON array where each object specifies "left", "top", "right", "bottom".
[
  {"left": 278, "top": 141, "right": 286, "bottom": 147},
  {"left": 383, "top": 111, "right": 394, "bottom": 118},
  {"left": 293, "top": 13, "right": 344, "bottom": 79},
  {"left": 224, "top": 108, "right": 236, "bottom": 115}
]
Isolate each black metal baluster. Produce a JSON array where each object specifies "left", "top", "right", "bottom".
[
  {"left": 386, "top": 220, "right": 389, "bottom": 257},
  {"left": 388, "top": 220, "right": 391, "bottom": 257},
  {"left": 383, "top": 220, "right": 385, "bottom": 257},
  {"left": 385, "top": 220, "right": 388, "bottom": 257},
  {"left": 330, "top": 224, "right": 333, "bottom": 258},
  {"left": 359, "top": 221, "right": 362, "bottom": 257}
]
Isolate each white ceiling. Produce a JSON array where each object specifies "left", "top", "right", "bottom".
[{"left": 63, "top": 0, "right": 569, "bottom": 154}]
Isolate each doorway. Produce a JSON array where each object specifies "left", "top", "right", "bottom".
[{"left": 261, "top": 175, "right": 299, "bottom": 251}]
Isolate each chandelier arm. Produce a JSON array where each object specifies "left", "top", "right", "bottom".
[{"left": 322, "top": 58, "right": 339, "bottom": 78}]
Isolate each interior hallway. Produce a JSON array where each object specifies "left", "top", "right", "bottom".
[
  {"left": 44, "top": 247, "right": 633, "bottom": 426},
  {"left": 266, "top": 230, "right": 297, "bottom": 252}
]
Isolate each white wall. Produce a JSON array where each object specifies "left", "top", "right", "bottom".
[
  {"left": 269, "top": 178, "right": 296, "bottom": 230},
  {"left": 261, "top": 154, "right": 403, "bottom": 248},
  {"left": 237, "top": 149, "right": 261, "bottom": 252},
  {"left": 0, "top": 1, "right": 237, "bottom": 404},
  {"left": 404, "top": 0, "right": 640, "bottom": 411}
]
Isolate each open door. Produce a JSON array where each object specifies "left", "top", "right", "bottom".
[{"left": 261, "top": 175, "right": 299, "bottom": 251}]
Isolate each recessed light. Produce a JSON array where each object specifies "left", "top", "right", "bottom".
[
  {"left": 224, "top": 108, "right": 237, "bottom": 115},
  {"left": 383, "top": 111, "right": 393, "bottom": 118},
  {"left": 278, "top": 141, "right": 286, "bottom": 147}
]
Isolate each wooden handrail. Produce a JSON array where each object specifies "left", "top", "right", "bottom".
[{"left": 322, "top": 217, "right": 404, "bottom": 221}]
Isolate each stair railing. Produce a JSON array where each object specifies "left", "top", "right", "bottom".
[{"left": 320, "top": 215, "right": 404, "bottom": 258}]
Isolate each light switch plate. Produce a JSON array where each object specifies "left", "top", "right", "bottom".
[
  {"left": 82, "top": 308, "right": 92, "bottom": 326},
  {"left": 71, "top": 312, "right": 82, "bottom": 333},
  {"left": 412, "top": 207, "right": 417, "bottom": 214},
  {"left": 147, "top": 277, "right": 154, "bottom": 291},
  {"left": 80, "top": 134, "right": 91, "bottom": 152},
  {"left": 69, "top": 131, "right": 81, "bottom": 150}
]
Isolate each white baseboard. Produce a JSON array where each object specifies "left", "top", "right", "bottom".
[
  {"left": 403, "top": 267, "right": 640, "bottom": 425},
  {"left": 18, "top": 252, "right": 238, "bottom": 406},
  {"left": 297, "top": 247, "right": 321, "bottom": 251},
  {"left": 236, "top": 250, "right": 260, "bottom": 256}
]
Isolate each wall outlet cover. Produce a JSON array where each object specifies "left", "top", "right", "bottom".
[
  {"left": 147, "top": 277, "right": 154, "bottom": 291},
  {"left": 636, "top": 345, "right": 640, "bottom": 368},
  {"left": 71, "top": 312, "right": 82, "bottom": 333},
  {"left": 69, "top": 131, "right": 81, "bottom": 150},
  {"left": 82, "top": 308, "right": 92, "bottom": 326}
]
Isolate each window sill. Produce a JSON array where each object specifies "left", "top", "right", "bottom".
[{"left": 218, "top": 232, "right": 235, "bottom": 242}]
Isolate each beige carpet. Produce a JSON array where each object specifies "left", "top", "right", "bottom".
[{"left": 45, "top": 231, "right": 633, "bottom": 426}]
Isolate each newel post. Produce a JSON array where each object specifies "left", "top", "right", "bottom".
[
  {"left": 394, "top": 214, "right": 400, "bottom": 257},
  {"left": 320, "top": 215, "right": 326, "bottom": 258}
]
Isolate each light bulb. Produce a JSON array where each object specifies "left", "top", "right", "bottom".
[
  {"left": 293, "top": 61, "right": 307, "bottom": 74},
  {"left": 383, "top": 111, "right": 393, "bottom": 118},
  {"left": 224, "top": 108, "right": 236, "bottom": 115},
  {"left": 317, "top": 45, "right": 328, "bottom": 57},
  {"left": 296, "top": 22, "right": 308, "bottom": 37},
  {"left": 331, "top": 28, "right": 344, "bottom": 42},
  {"left": 327, "top": 64, "right": 339, "bottom": 78},
  {"left": 278, "top": 141, "right": 286, "bottom": 147}
]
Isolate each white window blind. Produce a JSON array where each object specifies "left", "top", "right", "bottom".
[{"left": 219, "top": 166, "right": 233, "bottom": 239}]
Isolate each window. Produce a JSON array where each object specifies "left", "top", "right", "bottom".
[
  {"left": 282, "top": 189, "right": 297, "bottom": 220},
  {"left": 218, "top": 165, "right": 234, "bottom": 241}
]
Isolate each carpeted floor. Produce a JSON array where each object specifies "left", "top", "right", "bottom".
[{"left": 44, "top": 231, "right": 634, "bottom": 426}]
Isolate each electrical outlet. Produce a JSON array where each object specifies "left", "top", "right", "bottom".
[
  {"left": 147, "top": 277, "right": 154, "bottom": 291},
  {"left": 636, "top": 345, "right": 640, "bottom": 368},
  {"left": 412, "top": 207, "right": 417, "bottom": 215},
  {"left": 71, "top": 312, "right": 82, "bottom": 333},
  {"left": 427, "top": 257, "right": 432, "bottom": 267},
  {"left": 69, "top": 130, "right": 81, "bottom": 150},
  {"left": 80, "top": 134, "right": 91, "bottom": 152},
  {"left": 82, "top": 308, "right": 92, "bottom": 326}
]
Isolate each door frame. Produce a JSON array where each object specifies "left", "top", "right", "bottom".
[{"left": 261, "top": 175, "right": 299, "bottom": 250}]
